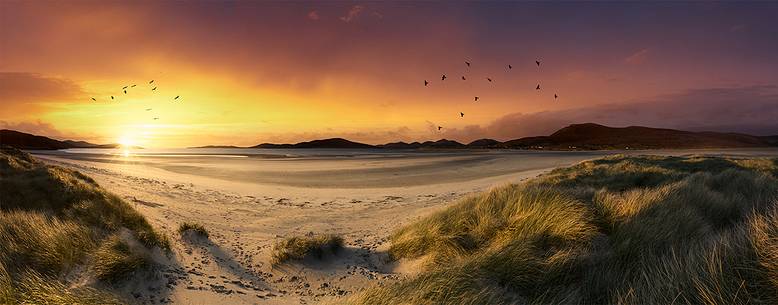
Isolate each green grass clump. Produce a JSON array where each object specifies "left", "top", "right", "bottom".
[
  {"left": 271, "top": 233, "right": 344, "bottom": 264},
  {"left": 0, "top": 146, "right": 169, "bottom": 303},
  {"left": 178, "top": 221, "right": 209, "bottom": 238},
  {"left": 348, "top": 154, "right": 778, "bottom": 304}
]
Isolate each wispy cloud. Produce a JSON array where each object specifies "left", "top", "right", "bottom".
[
  {"left": 307, "top": 10, "right": 320, "bottom": 21},
  {"left": 340, "top": 5, "right": 365, "bottom": 23},
  {"left": 729, "top": 24, "right": 747, "bottom": 33},
  {"left": 624, "top": 49, "right": 650, "bottom": 65}
]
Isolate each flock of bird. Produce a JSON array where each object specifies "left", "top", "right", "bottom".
[
  {"left": 425, "top": 59, "right": 558, "bottom": 131},
  {"left": 90, "top": 79, "right": 180, "bottom": 121},
  {"left": 86, "top": 61, "right": 554, "bottom": 128}
]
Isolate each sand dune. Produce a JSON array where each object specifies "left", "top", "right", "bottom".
[{"left": 30, "top": 148, "right": 778, "bottom": 304}]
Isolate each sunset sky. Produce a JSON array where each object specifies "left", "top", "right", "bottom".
[{"left": 2, "top": 1, "right": 778, "bottom": 148}]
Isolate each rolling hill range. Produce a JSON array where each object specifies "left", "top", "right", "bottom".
[
  {"left": 501, "top": 123, "right": 778, "bottom": 150},
  {"left": 4, "top": 124, "right": 778, "bottom": 150},
  {"left": 379, "top": 124, "right": 778, "bottom": 150}
]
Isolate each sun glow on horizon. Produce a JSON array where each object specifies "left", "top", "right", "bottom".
[
  {"left": 117, "top": 135, "right": 137, "bottom": 148},
  {"left": 117, "top": 135, "right": 135, "bottom": 157}
]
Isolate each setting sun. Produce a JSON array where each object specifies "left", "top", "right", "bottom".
[{"left": 117, "top": 135, "right": 136, "bottom": 148}]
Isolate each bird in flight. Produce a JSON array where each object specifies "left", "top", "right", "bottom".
[
  {"left": 124, "top": 90, "right": 127, "bottom": 94},
  {"left": 153, "top": 117, "right": 159, "bottom": 120},
  {"left": 465, "top": 61, "right": 471, "bottom": 67},
  {"left": 508, "top": 64, "right": 512, "bottom": 69},
  {"left": 554, "top": 94, "right": 558, "bottom": 99},
  {"left": 152, "top": 87, "right": 157, "bottom": 91},
  {"left": 486, "top": 78, "right": 493, "bottom": 82},
  {"left": 111, "top": 95, "right": 114, "bottom": 100},
  {"left": 438, "top": 126, "right": 443, "bottom": 130},
  {"left": 146, "top": 108, "right": 152, "bottom": 111},
  {"left": 441, "top": 74, "right": 447, "bottom": 81},
  {"left": 536, "top": 60, "right": 541, "bottom": 67},
  {"left": 474, "top": 96, "right": 479, "bottom": 102},
  {"left": 174, "top": 95, "right": 180, "bottom": 100},
  {"left": 131, "top": 84, "right": 136, "bottom": 88},
  {"left": 149, "top": 80, "right": 154, "bottom": 84},
  {"left": 424, "top": 80, "right": 429, "bottom": 86},
  {"left": 91, "top": 97, "right": 96, "bottom": 101},
  {"left": 461, "top": 76, "right": 466, "bottom": 80},
  {"left": 536, "top": 84, "right": 541, "bottom": 90},
  {"left": 460, "top": 112, "right": 464, "bottom": 117},
  {"left": 122, "top": 86, "right": 128, "bottom": 89}
]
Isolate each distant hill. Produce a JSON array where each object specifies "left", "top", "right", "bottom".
[
  {"left": 467, "top": 139, "right": 502, "bottom": 148},
  {"left": 378, "top": 141, "right": 424, "bottom": 149},
  {"left": 188, "top": 145, "right": 245, "bottom": 149},
  {"left": 62, "top": 140, "right": 119, "bottom": 149},
  {"left": 502, "top": 123, "right": 778, "bottom": 150},
  {"left": 253, "top": 138, "right": 376, "bottom": 149},
  {"left": 0, "top": 129, "right": 119, "bottom": 150},
  {"left": 420, "top": 139, "right": 466, "bottom": 149},
  {"left": 375, "top": 124, "right": 778, "bottom": 150},
  {"left": 376, "top": 139, "right": 468, "bottom": 149}
]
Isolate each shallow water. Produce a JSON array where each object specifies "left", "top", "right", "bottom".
[{"left": 30, "top": 148, "right": 778, "bottom": 189}]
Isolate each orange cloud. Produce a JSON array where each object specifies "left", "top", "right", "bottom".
[
  {"left": 0, "top": 72, "right": 83, "bottom": 103},
  {"left": 0, "top": 72, "right": 86, "bottom": 119}
]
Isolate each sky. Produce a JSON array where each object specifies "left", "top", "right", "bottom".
[{"left": 1, "top": 1, "right": 778, "bottom": 148}]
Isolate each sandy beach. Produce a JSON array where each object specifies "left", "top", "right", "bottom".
[{"left": 30, "top": 148, "right": 778, "bottom": 304}]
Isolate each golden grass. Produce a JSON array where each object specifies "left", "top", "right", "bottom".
[
  {"left": 178, "top": 221, "right": 209, "bottom": 238},
  {"left": 92, "top": 234, "right": 151, "bottom": 283},
  {"left": 11, "top": 271, "right": 123, "bottom": 305},
  {"left": 348, "top": 154, "right": 778, "bottom": 304},
  {"left": 0, "top": 146, "right": 169, "bottom": 304},
  {"left": 271, "top": 233, "right": 344, "bottom": 264}
]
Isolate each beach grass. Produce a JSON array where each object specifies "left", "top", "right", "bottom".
[
  {"left": 178, "top": 221, "right": 209, "bottom": 238},
  {"left": 271, "top": 233, "right": 344, "bottom": 264},
  {"left": 0, "top": 146, "right": 168, "bottom": 303},
  {"left": 348, "top": 155, "right": 778, "bottom": 304},
  {"left": 92, "top": 234, "right": 152, "bottom": 283}
]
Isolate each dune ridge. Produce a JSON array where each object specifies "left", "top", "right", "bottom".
[
  {"left": 0, "top": 146, "right": 169, "bottom": 304},
  {"left": 348, "top": 155, "right": 778, "bottom": 304}
]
